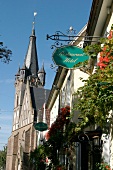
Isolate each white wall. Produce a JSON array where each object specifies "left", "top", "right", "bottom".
[{"left": 50, "top": 96, "right": 59, "bottom": 126}]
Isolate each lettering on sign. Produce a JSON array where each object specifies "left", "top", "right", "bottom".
[
  {"left": 52, "top": 46, "right": 89, "bottom": 69},
  {"left": 58, "top": 52, "right": 86, "bottom": 57},
  {"left": 63, "top": 58, "right": 78, "bottom": 63},
  {"left": 59, "top": 52, "right": 85, "bottom": 57}
]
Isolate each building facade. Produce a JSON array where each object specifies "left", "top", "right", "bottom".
[{"left": 46, "top": 0, "right": 113, "bottom": 169}]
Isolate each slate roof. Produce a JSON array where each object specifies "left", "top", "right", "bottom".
[
  {"left": 18, "top": 83, "right": 26, "bottom": 119},
  {"left": 38, "top": 63, "right": 46, "bottom": 74},
  {"left": 24, "top": 28, "right": 39, "bottom": 76},
  {"left": 30, "top": 86, "right": 50, "bottom": 121}
]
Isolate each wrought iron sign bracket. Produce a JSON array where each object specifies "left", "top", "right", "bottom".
[{"left": 46, "top": 30, "right": 101, "bottom": 49}]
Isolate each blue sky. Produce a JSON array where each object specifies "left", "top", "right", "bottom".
[{"left": 0, "top": 0, "right": 92, "bottom": 150}]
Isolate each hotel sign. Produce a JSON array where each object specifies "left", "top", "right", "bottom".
[
  {"left": 34, "top": 122, "right": 48, "bottom": 131},
  {"left": 52, "top": 45, "right": 89, "bottom": 69}
]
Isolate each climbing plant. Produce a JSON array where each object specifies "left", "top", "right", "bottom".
[
  {"left": 73, "top": 25, "right": 113, "bottom": 133},
  {"left": 0, "top": 146, "right": 7, "bottom": 170},
  {"left": 30, "top": 106, "right": 73, "bottom": 170},
  {"left": 44, "top": 106, "right": 70, "bottom": 166},
  {"left": 30, "top": 145, "right": 46, "bottom": 170}
]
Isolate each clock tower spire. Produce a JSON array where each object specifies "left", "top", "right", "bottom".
[{"left": 24, "top": 22, "right": 39, "bottom": 76}]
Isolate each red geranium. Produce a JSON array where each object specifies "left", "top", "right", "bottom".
[
  {"left": 48, "top": 106, "right": 70, "bottom": 138},
  {"left": 98, "top": 28, "right": 113, "bottom": 70}
]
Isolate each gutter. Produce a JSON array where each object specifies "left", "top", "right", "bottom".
[{"left": 46, "top": 66, "right": 68, "bottom": 111}]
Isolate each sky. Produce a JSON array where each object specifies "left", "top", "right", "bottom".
[{"left": 0, "top": 0, "right": 92, "bottom": 150}]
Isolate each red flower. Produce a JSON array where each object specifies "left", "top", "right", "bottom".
[
  {"left": 108, "top": 30, "right": 113, "bottom": 39},
  {"left": 97, "top": 28, "right": 113, "bottom": 70},
  {"left": 106, "top": 165, "right": 109, "bottom": 168},
  {"left": 45, "top": 132, "right": 50, "bottom": 140},
  {"left": 97, "top": 62, "right": 108, "bottom": 69},
  {"left": 57, "top": 166, "right": 62, "bottom": 170},
  {"left": 46, "top": 157, "right": 48, "bottom": 163},
  {"left": 48, "top": 106, "right": 70, "bottom": 137},
  {"left": 103, "top": 56, "right": 109, "bottom": 62}
]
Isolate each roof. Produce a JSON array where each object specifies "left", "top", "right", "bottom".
[
  {"left": 38, "top": 63, "right": 46, "bottom": 74},
  {"left": 24, "top": 27, "right": 39, "bottom": 76},
  {"left": 86, "top": 0, "right": 113, "bottom": 38},
  {"left": 30, "top": 86, "right": 50, "bottom": 111}
]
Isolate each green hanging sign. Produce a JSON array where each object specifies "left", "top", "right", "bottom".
[
  {"left": 34, "top": 122, "right": 48, "bottom": 131},
  {"left": 52, "top": 45, "right": 89, "bottom": 69}
]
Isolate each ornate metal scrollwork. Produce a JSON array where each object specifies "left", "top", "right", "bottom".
[
  {"left": 93, "top": 145, "right": 102, "bottom": 154},
  {"left": 50, "top": 64, "right": 58, "bottom": 72},
  {"left": 46, "top": 27, "right": 77, "bottom": 48},
  {"left": 46, "top": 28, "right": 102, "bottom": 49},
  {"left": 77, "top": 132, "right": 102, "bottom": 154},
  {"left": 51, "top": 41, "right": 64, "bottom": 49},
  {"left": 78, "top": 132, "right": 90, "bottom": 142}
]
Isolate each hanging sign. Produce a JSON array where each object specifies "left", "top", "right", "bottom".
[
  {"left": 34, "top": 122, "right": 48, "bottom": 131},
  {"left": 52, "top": 45, "right": 89, "bottom": 69}
]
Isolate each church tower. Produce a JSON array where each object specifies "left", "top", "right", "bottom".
[{"left": 6, "top": 24, "right": 50, "bottom": 170}]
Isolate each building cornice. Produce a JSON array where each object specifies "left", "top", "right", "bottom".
[{"left": 86, "top": 0, "right": 113, "bottom": 39}]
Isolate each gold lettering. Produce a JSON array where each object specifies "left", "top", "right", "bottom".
[
  {"left": 63, "top": 58, "right": 78, "bottom": 63},
  {"left": 58, "top": 51, "right": 85, "bottom": 57}
]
